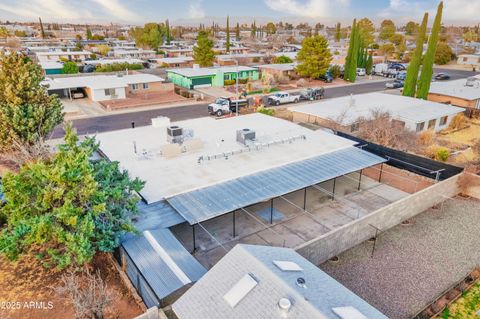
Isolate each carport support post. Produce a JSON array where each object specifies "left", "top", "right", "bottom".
[
  {"left": 233, "top": 211, "right": 236, "bottom": 238},
  {"left": 192, "top": 224, "right": 196, "bottom": 253},
  {"left": 303, "top": 187, "right": 307, "bottom": 210},
  {"left": 332, "top": 178, "right": 336, "bottom": 200},
  {"left": 270, "top": 198, "right": 274, "bottom": 224},
  {"left": 358, "top": 170, "right": 363, "bottom": 191},
  {"left": 379, "top": 163, "right": 384, "bottom": 182}
]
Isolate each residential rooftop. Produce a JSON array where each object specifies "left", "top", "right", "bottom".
[
  {"left": 289, "top": 92, "right": 465, "bottom": 125},
  {"left": 94, "top": 114, "right": 357, "bottom": 204},
  {"left": 166, "top": 65, "right": 258, "bottom": 77},
  {"left": 173, "top": 244, "right": 388, "bottom": 319},
  {"left": 85, "top": 58, "right": 144, "bottom": 65},
  {"left": 42, "top": 73, "right": 164, "bottom": 90},
  {"left": 429, "top": 77, "right": 480, "bottom": 101}
]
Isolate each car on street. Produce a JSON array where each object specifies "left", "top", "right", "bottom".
[
  {"left": 434, "top": 73, "right": 451, "bottom": 81},
  {"left": 208, "top": 97, "right": 248, "bottom": 116},
  {"left": 385, "top": 80, "right": 404, "bottom": 89},
  {"left": 300, "top": 87, "right": 325, "bottom": 101},
  {"left": 357, "top": 68, "right": 366, "bottom": 76},
  {"left": 268, "top": 91, "right": 300, "bottom": 106}
]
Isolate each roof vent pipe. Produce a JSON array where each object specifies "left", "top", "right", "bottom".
[{"left": 278, "top": 298, "right": 292, "bottom": 317}]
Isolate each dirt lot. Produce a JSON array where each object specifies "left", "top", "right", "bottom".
[{"left": 0, "top": 253, "right": 142, "bottom": 319}]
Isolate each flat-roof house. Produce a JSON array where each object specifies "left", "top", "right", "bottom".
[
  {"left": 290, "top": 92, "right": 465, "bottom": 133},
  {"left": 84, "top": 58, "right": 144, "bottom": 66},
  {"left": 457, "top": 54, "right": 480, "bottom": 69},
  {"left": 150, "top": 56, "right": 194, "bottom": 68},
  {"left": 167, "top": 66, "right": 260, "bottom": 89},
  {"left": 43, "top": 73, "right": 165, "bottom": 102},
  {"left": 428, "top": 77, "right": 480, "bottom": 110},
  {"left": 216, "top": 53, "right": 264, "bottom": 66},
  {"left": 173, "top": 244, "right": 388, "bottom": 319},
  {"left": 39, "top": 61, "right": 64, "bottom": 75},
  {"left": 36, "top": 50, "right": 92, "bottom": 62},
  {"left": 257, "top": 63, "right": 297, "bottom": 79},
  {"left": 112, "top": 49, "right": 156, "bottom": 59}
]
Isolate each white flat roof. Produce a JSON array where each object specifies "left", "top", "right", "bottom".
[
  {"left": 86, "top": 58, "right": 144, "bottom": 65},
  {"left": 257, "top": 63, "right": 296, "bottom": 71},
  {"left": 36, "top": 51, "right": 91, "bottom": 56},
  {"left": 429, "top": 78, "right": 480, "bottom": 101},
  {"left": 95, "top": 114, "right": 357, "bottom": 204},
  {"left": 166, "top": 66, "right": 257, "bottom": 77},
  {"left": 42, "top": 73, "right": 164, "bottom": 91},
  {"left": 290, "top": 92, "right": 465, "bottom": 125},
  {"left": 114, "top": 49, "right": 155, "bottom": 54},
  {"left": 39, "top": 61, "right": 63, "bottom": 69},
  {"left": 153, "top": 57, "right": 194, "bottom": 64}
]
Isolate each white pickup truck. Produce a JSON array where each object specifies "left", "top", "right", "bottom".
[
  {"left": 268, "top": 91, "right": 300, "bottom": 106},
  {"left": 208, "top": 97, "right": 249, "bottom": 117}
]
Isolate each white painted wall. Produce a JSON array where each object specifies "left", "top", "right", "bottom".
[
  {"left": 90, "top": 87, "right": 126, "bottom": 101},
  {"left": 403, "top": 113, "right": 461, "bottom": 133}
]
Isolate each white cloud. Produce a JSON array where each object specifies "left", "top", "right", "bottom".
[
  {"left": 188, "top": 0, "right": 205, "bottom": 19},
  {"left": 442, "top": 0, "right": 480, "bottom": 21},
  {"left": 264, "top": 0, "right": 349, "bottom": 18},
  {"left": 90, "top": 0, "right": 139, "bottom": 22}
]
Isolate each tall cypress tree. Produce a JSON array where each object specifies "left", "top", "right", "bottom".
[
  {"left": 345, "top": 19, "right": 359, "bottom": 82},
  {"left": 39, "top": 17, "right": 45, "bottom": 39},
  {"left": 235, "top": 22, "right": 240, "bottom": 41},
  {"left": 416, "top": 2, "right": 443, "bottom": 99},
  {"left": 403, "top": 13, "right": 428, "bottom": 97},
  {"left": 226, "top": 16, "right": 230, "bottom": 52},
  {"left": 166, "top": 19, "right": 171, "bottom": 45}
]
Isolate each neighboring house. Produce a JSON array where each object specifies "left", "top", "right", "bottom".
[
  {"left": 290, "top": 92, "right": 465, "bottom": 133},
  {"left": 216, "top": 53, "right": 265, "bottom": 66},
  {"left": 272, "top": 51, "right": 298, "bottom": 61},
  {"left": 112, "top": 49, "right": 156, "bottom": 59},
  {"left": 150, "top": 56, "right": 194, "bottom": 68},
  {"left": 257, "top": 63, "right": 298, "bottom": 79},
  {"left": 164, "top": 48, "right": 194, "bottom": 57},
  {"left": 429, "top": 77, "right": 480, "bottom": 110},
  {"left": 84, "top": 58, "right": 144, "bottom": 66},
  {"left": 36, "top": 50, "right": 92, "bottom": 62},
  {"left": 43, "top": 73, "right": 165, "bottom": 102},
  {"left": 167, "top": 66, "right": 260, "bottom": 89},
  {"left": 173, "top": 244, "right": 388, "bottom": 319},
  {"left": 39, "top": 61, "right": 64, "bottom": 75},
  {"left": 457, "top": 54, "right": 480, "bottom": 69}
]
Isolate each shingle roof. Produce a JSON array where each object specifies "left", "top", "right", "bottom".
[{"left": 173, "top": 244, "right": 388, "bottom": 319}]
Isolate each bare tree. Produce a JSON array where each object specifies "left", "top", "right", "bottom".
[{"left": 55, "top": 270, "right": 113, "bottom": 319}]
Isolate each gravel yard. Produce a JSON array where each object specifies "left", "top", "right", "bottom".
[{"left": 320, "top": 197, "right": 480, "bottom": 319}]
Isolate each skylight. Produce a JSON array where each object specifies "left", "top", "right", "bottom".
[
  {"left": 223, "top": 273, "right": 258, "bottom": 308},
  {"left": 332, "top": 306, "right": 367, "bottom": 319},
  {"left": 273, "top": 260, "right": 303, "bottom": 272}
]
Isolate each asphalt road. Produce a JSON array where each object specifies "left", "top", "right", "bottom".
[{"left": 51, "top": 67, "right": 478, "bottom": 138}]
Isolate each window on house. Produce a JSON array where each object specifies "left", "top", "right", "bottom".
[
  {"left": 440, "top": 116, "right": 448, "bottom": 126},
  {"left": 224, "top": 74, "right": 230, "bottom": 80},
  {"left": 416, "top": 122, "right": 425, "bottom": 132},
  {"left": 428, "top": 119, "right": 436, "bottom": 129},
  {"left": 132, "top": 83, "right": 139, "bottom": 90},
  {"left": 104, "top": 88, "right": 115, "bottom": 96},
  {"left": 143, "top": 83, "right": 149, "bottom": 89},
  {"left": 350, "top": 122, "right": 360, "bottom": 132}
]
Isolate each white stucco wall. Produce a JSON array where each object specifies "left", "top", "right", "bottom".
[{"left": 90, "top": 87, "right": 126, "bottom": 101}]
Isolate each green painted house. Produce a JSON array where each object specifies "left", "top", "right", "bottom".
[
  {"left": 167, "top": 66, "right": 260, "bottom": 89},
  {"left": 40, "top": 61, "right": 64, "bottom": 75}
]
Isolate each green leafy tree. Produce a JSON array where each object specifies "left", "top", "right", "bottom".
[
  {"left": 274, "top": 55, "right": 293, "bottom": 64},
  {"left": 357, "top": 18, "right": 375, "bottom": 46},
  {"left": 417, "top": 1, "right": 443, "bottom": 99},
  {"left": 97, "top": 44, "right": 111, "bottom": 56},
  {"left": 251, "top": 21, "right": 257, "bottom": 38},
  {"left": 379, "top": 19, "right": 396, "bottom": 40},
  {"left": 435, "top": 42, "right": 453, "bottom": 65},
  {"left": 335, "top": 22, "right": 341, "bottom": 42},
  {"left": 403, "top": 13, "right": 428, "bottom": 97},
  {"left": 405, "top": 21, "right": 419, "bottom": 36},
  {"left": 226, "top": 16, "right": 230, "bottom": 53},
  {"left": 0, "top": 52, "right": 63, "bottom": 154},
  {"left": 129, "top": 23, "right": 166, "bottom": 50},
  {"left": 62, "top": 61, "right": 79, "bottom": 74},
  {"left": 0, "top": 27, "right": 8, "bottom": 38},
  {"left": 366, "top": 53, "right": 373, "bottom": 75},
  {"left": 265, "top": 22, "right": 277, "bottom": 35},
  {"left": 86, "top": 27, "right": 93, "bottom": 40},
  {"left": 194, "top": 30, "right": 215, "bottom": 67},
  {"left": 0, "top": 124, "right": 144, "bottom": 268},
  {"left": 296, "top": 35, "right": 332, "bottom": 79},
  {"left": 390, "top": 33, "right": 405, "bottom": 46},
  {"left": 379, "top": 43, "right": 395, "bottom": 57},
  {"left": 462, "top": 30, "right": 478, "bottom": 43},
  {"left": 235, "top": 22, "right": 240, "bottom": 41}
]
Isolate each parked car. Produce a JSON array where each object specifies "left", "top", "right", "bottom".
[
  {"left": 208, "top": 97, "right": 248, "bottom": 116},
  {"left": 300, "top": 87, "right": 325, "bottom": 101},
  {"left": 83, "top": 64, "right": 96, "bottom": 73},
  {"left": 318, "top": 73, "right": 333, "bottom": 83},
  {"left": 434, "top": 73, "right": 451, "bottom": 81},
  {"left": 268, "top": 92, "right": 300, "bottom": 106},
  {"left": 385, "top": 80, "right": 404, "bottom": 89},
  {"left": 396, "top": 71, "right": 407, "bottom": 81},
  {"left": 357, "top": 68, "right": 366, "bottom": 76}
]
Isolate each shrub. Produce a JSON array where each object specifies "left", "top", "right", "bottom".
[
  {"left": 419, "top": 130, "right": 435, "bottom": 146},
  {"left": 224, "top": 79, "right": 235, "bottom": 86},
  {"left": 448, "top": 113, "right": 467, "bottom": 130},
  {"left": 426, "top": 145, "right": 450, "bottom": 162},
  {"left": 329, "top": 65, "right": 342, "bottom": 79},
  {"left": 239, "top": 78, "right": 249, "bottom": 84},
  {"left": 96, "top": 62, "right": 143, "bottom": 72},
  {"left": 62, "top": 61, "right": 79, "bottom": 74},
  {"left": 257, "top": 106, "right": 275, "bottom": 116}
]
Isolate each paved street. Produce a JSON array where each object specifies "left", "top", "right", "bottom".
[{"left": 51, "top": 67, "right": 478, "bottom": 139}]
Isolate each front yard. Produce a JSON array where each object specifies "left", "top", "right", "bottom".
[{"left": 441, "top": 281, "right": 480, "bottom": 319}]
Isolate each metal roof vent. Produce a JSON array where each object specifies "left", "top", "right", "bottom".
[
  {"left": 236, "top": 128, "right": 256, "bottom": 145},
  {"left": 296, "top": 277, "right": 307, "bottom": 288},
  {"left": 278, "top": 298, "right": 292, "bottom": 317},
  {"left": 167, "top": 125, "right": 184, "bottom": 144}
]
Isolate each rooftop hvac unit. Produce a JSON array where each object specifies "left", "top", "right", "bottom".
[
  {"left": 167, "top": 125, "right": 184, "bottom": 144},
  {"left": 236, "top": 128, "right": 256, "bottom": 145}
]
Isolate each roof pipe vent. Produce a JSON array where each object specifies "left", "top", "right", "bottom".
[{"left": 278, "top": 298, "right": 292, "bottom": 317}]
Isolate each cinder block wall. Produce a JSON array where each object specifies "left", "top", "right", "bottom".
[{"left": 295, "top": 174, "right": 461, "bottom": 265}]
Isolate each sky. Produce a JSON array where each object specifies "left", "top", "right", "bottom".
[{"left": 0, "top": 0, "right": 478, "bottom": 26}]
